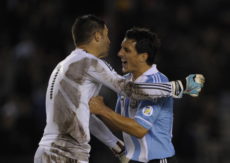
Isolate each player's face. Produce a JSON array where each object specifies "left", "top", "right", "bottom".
[
  {"left": 98, "top": 26, "right": 110, "bottom": 58},
  {"left": 118, "top": 38, "right": 142, "bottom": 74}
]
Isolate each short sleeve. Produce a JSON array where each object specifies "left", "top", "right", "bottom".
[{"left": 134, "top": 100, "right": 162, "bottom": 129}]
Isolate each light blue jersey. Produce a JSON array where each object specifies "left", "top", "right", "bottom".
[{"left": 115, "top": 65, "right": 175, "bottom": 162}]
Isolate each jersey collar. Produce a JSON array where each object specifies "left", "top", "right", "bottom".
[
  {"left": 142, "top": 64, "right": 159, "bottom": 75},
  {"left": 131, "top": 64, "right": 159, "bottom": 81}
]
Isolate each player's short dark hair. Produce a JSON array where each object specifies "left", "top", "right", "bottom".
[
  {"left": 125, "top": 27, "right": 161, "bottom": 65},
  {"left": 72, "top": 15, "right": 105, "bottom": 46}
]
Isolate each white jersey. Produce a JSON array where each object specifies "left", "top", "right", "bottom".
[{"left": 38, "top": 48, "right": 175, "bottom": 161}]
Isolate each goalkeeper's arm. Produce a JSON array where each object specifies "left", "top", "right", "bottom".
[{"left": 89, "top": 114, "right": 125, "bottom": 155}]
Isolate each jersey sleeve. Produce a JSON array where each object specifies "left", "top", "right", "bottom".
[
  {"left": 89, "top": 114, "right": 119, "bottom": 148},
  {"left": 87, "top": 58, "right": 181, "bottom": 99},
  {"left": 134, "top": 100, "right": 162, "bottom": 129}
]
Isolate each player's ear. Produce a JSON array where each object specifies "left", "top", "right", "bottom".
[{"left": 94, "top": 31, "right": 102, "bottom": 42}]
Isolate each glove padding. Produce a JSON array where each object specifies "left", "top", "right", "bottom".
[
  {"left": 111, "top": 140, "right": 127, "bottom": 162},
  {"left": 111, "top": 140, "right": 129, "bottom": 163},
  {"left": 184, "top": 74, "right": 205, "bottom": 97}
]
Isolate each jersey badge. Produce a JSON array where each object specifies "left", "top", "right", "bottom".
[{"left": 142, "top": 106, "right": 153, "bottom": 116}]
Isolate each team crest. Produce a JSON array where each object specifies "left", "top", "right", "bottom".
[{"left": 142, "top": 106, "right": 153, "bottom": 116}]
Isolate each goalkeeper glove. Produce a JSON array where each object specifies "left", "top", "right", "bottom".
[
  {"left": 184, "top": 74, "right": 205, "bottom": 97},
  {"left": 111, "top": 140, "right": 126, "bottom": 162}
]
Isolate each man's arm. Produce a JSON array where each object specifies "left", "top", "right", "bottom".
[
  {"left": 90, "top": 114, "right": 121, "bottom": 147},
  {"left": 89, "top": 96, "right": 148, "bottom": 138},
  {"left": 89, "top": 114, "right": 125, "bottom": 155},
  {"left": 87, "top": 58, "right": 205, "bottom": 99},
  {"left": 98, "top": 116, "right": 121, "bottom": 132}
]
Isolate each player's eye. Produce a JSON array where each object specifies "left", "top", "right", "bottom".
[{"left": 124, "top": 48, "right": 130, "bottom": 53}]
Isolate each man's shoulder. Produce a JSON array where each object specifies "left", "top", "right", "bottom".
[{"left": 145, "top": 72, "right": 169, "bottom": 83}]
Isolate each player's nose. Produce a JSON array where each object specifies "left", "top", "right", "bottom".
[{"left": 118, "top": 49, "right": 123, "bottom": 57}]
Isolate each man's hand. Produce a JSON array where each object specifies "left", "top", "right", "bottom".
[
  {"left": 111, "top": 141, "right": 130, "bottom": 163},
  {"left": 184, "top": 74, "right": 205, "bottom": 97},
  {"left": 89, "top": 96, "right": 106, "bottom": 114},
  {"left": 111, "top": 140, "right": 125, "bottom": 157}
]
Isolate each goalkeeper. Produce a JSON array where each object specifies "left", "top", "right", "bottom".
[{"left": 89, "top": 27, "right": 205, "bottom": 163}]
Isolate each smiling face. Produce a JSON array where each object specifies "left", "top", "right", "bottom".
[{"left": 118, "top": 38, "right": 147, "bottom": 75}]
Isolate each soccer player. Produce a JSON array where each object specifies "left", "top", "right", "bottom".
[
  {"left": 89, "top": 27, "right": 205, "bottom": 163},
  {"left": 34, "top": 15, "right": 204, "bottom": 163}
]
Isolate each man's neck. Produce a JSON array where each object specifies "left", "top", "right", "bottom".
[
  {"left": 132, "top": 64, "right": 151, "bottom": 81},
  {"left": 77, "top": 44, "right": 99, "bottom": 58}
]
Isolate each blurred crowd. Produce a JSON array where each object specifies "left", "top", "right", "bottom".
[{"left": 0, "top": 0, "right": 230, "bottom": 162}]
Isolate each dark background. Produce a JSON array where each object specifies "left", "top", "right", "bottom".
[{"left": 0, "top": 0, "right": 230, "bottom": 162}]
